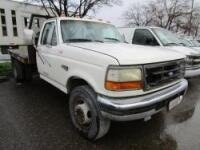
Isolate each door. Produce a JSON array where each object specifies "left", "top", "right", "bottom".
[{"left": 37, "top": 21, "right": 56, "bottom": 78}]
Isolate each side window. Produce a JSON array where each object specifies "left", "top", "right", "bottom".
[
  {"left": 51, "top": 27, "right": 57, "bottom": 46},
  {"left": 41, "top": 22, "right": 55, "bottom": 45},
  {"left": 132, "top": 29, "right": 159, "bottom": 46}
]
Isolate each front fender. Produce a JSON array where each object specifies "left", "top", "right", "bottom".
[{"left": 66, "top": 69, "right": 105, "bottom": 94}]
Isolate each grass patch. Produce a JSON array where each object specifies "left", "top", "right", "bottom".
[{"left": 0, "top": 62, "right": 12, "bottom": 75}]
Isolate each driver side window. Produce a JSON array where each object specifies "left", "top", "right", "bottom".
[
  {"left": 41, "top": 22, "right": 57, "bottom": 45},
  {"left": 132, "top": 29, "right": 159, "bottom": 46},
  {"left": 51, "top": 27, "right": 57, "bottom": 46}
]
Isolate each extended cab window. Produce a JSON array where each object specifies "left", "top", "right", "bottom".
[
  {"left": 41, "top": 22, "right": 57, "bottom": 45},
  {"left": 132, "top": 29, "right": 159, "bottom": 46}
]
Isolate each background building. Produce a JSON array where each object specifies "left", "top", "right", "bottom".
[{"left": 0, "top": 0, "right": 50, "bottom": 61}]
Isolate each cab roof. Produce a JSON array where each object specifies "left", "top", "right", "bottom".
[
  {"left": 47, "top": 17, "right": 111, "bottom": 25},
  {"left": 119, "top": 26, "right": 162, "bottom": 30}
]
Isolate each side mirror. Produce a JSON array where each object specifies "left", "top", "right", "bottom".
[
  {"left": 34, "top": 32, "right": 40, "bottom": 47},
  {"left": 24, "top": 29, "right": 34, "bottom": 45}
]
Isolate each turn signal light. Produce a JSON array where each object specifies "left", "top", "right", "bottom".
[{"left": 105, "top": 81, "right": 144, "bottom": 91}]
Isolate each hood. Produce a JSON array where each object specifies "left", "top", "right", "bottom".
[
  {"left": 165, "top": 46, "right": 200, "bottom": 56},
  {"left": 192, "top": 47, "right": 200, "bottom": 51},
  {"left": 68, "top": 43, "right": 185, "bottom": 65}
]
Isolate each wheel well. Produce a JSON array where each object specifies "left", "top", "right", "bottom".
[{"left": 67, "top": 77, "right": 91, "bottom": 93}]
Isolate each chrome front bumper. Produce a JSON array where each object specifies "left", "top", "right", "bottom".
[
  {"left": 185, "top": 68, "right": 200, "bottom": 78},
  {"left": 97, "top": 79, "right": 188, "bottom": 121}
]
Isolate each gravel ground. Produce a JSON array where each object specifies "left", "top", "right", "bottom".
[{"left": 0, "top": 77, "right": 200, "bottom": 150}]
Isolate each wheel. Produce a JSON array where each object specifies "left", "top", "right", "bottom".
[
  {"left": 69, "top": 85, "right": 110, "bottom": 140},
  {"left": 12, "top": 58, "right": 25, "bottom": 82}
]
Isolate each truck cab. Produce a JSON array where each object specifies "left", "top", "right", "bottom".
[
  {"left": 119, "top": 27, "right": 200, "bottom": 78},
  {"left": 10, "top": 17, "right": 188, "bottom": 140}
]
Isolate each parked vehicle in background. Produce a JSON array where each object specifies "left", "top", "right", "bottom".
[
  {"left": 9, "top": 17, "right": 188, "bottom": 140},
  {"left": 119, "top": 27, "right": 200, "bottom": 78},
  {"left": 180, "top": 39, "right": 200, "bottom": 51}
]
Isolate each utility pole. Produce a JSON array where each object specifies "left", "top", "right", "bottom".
[{"left": 188, "top": 0, "right": 194, "bottom": 36}]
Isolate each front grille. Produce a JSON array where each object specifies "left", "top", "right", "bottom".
[
  {"left": 144, "top": 59, "right": 185, "bottom": 90},
  {"left": 186, "top": 55, "right": 200, "bottom": 69}
]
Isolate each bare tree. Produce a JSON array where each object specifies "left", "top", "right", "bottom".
[
  {"left": 123, "top": 0, "right": 200, "bottom": 38},
  {"left": 188, "top": 0, "right": 195, "bottom": 36},
  {"left": 123, "top": 4, "right": 153, "bottom": 26},
  {"left": 162, "top": 0, "right": 188, "bottom": 29},
  {"left": 25, "top": 0, "right": 122, "bottom": 17}
]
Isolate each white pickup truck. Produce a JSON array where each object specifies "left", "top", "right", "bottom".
[
  {"left": 10, "top": 17, "right": 188, "bottom": 140},
  {"left": 119, "top": 27, "right": 200, "bottom": 78}
]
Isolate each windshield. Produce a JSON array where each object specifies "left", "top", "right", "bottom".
[
  {"left": 60, "top": 20, "right": 124, "bottom": 43},
  {"left": 180, "top": 39, "right": 200, "bottom": 47},
  {"left": 152, "top": 28, "right": 184, "bottom": 46},
  {"left": 191, "top": 40, "right": 200, "bottom": 47},
  {"left": 180, "top": 39, "right": 194, "bottom": 47}
]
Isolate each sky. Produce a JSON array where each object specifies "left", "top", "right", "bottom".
[
  {"left": 94, "top": 0, "right": 147, "bottom": 27},
  {"left": 14, "top": 0, "right": 199, "bottom": 27},
  {"left": 94, "top": 0, "right": 199, "bottom": 27},
  {"left": 13, "top": 0, "right": 147, "bottom": 27}
]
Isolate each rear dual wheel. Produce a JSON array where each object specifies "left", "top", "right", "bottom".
[
  {"left": 12, "top": 58, "right": 32, "bottom": 82},
  {"left": 12, "top": 58, "right": 24, "bottom": 82},
  {"left": 69, "top": 85, "right": 111, "bottom": 140}
]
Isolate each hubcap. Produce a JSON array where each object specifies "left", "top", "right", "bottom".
[{"left": 75, "top": 101, "right": 91, "bottom": 126}]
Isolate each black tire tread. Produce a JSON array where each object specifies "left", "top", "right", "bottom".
[
  {"left": 69, "top": 85, "right": 110, "bottom": 140},
  {"left": 12, "top": 58, "right": 25, "bottom": 82}
]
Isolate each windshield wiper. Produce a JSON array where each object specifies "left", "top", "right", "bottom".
[
  {"left": 65, "top": 39, "right": 104, "bottom": 43},
  {"left": 65, "top": 39, "right": 93, "bottom": 42},
  {"left": 104, "top": 37, "right": 120, "bottom": 42},
  {"left": 164, "top": 42, "right": 179, "bottom": 46},
  {"left": 178, "top": 43, "right": 187, "bottom": 46},
  {"left": 94, "top": 40, "right": 104, "bottom": 43}
]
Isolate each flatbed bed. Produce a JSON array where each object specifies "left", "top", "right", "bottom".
[
  {"left": 9, "top": 14, "right": 51, "bottom": 82},
  {"left": 9, "top": 45, "right": 36, "bottom": 64}
]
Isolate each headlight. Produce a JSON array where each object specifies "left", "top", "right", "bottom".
[
  {"left": 105, "top": 66, "right": 143, "bottom": 91},
  {"left": 185, "top": 56, "right": 193, "bottom": 66}
]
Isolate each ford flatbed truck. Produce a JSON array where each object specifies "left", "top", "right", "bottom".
[{"left": 9, "top": 16, "right": 188, "bottom": 140}]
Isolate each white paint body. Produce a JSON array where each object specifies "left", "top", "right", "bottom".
[
  {"left": 35, "top": 18, "right": 185, "bottom": 98},
  {"left": 192, "top": 47, "right": 200, "bottom": 51}
]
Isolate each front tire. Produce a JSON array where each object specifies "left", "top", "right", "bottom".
[{"left": 69, "top": 85, "right": 110, "bottom": 140}]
